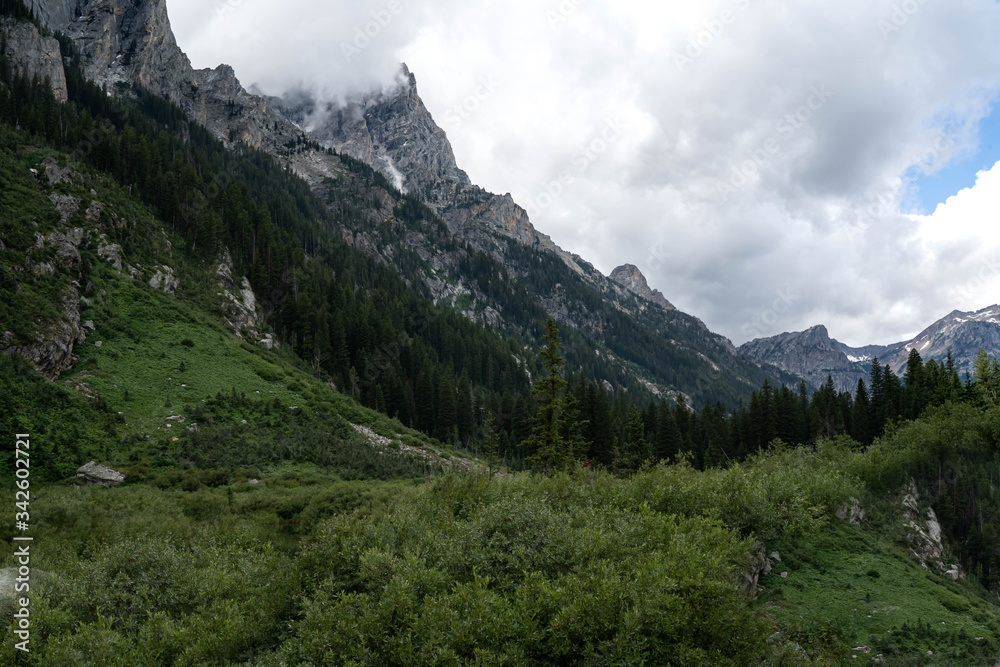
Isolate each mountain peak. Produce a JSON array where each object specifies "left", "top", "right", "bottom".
[
  {"left": 803, "top": 324, "right": 831, "bottom": 339},
  {"left": 739, "top": 324, "right": 862, "bottom": 392},
  {"left": 398, "top": 62, "right": 416, "bottom": 87},
  {"left": 610, "top": 264, "right": 676, "bottom": 311},
  {"left": 274, "top": 63, "right": 470, "bottom": 194}
]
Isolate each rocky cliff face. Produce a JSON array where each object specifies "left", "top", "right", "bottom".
[
  {"left": 275, "top": 67, "right": 603, "bottom": 281},
  {"left": 611, "top": 264, "right": 676, "bottom": 311},
  {"left": 36, "top": 0, "right": 193, "bottom": 97},
  {"left": 25, "top": 0, "right": 77, "bottom": 32},
  {"left": 0, "top": 17, "right": 67, "bottom": 102},
  {"left": 26, "top": 0, "right": 307, "bottom": 156},
  {"left": 739, "top": 325, "right": 868, "bottom": 392},
  {"left": 275, "top": 65, "right": 470, "bottom": 195}
]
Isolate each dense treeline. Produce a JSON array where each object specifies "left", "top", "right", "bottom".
[
  {"left": 513, "top": 317, "right": 997, "bottom": 478},
  {"left": 631, "top": 348, "right": 983, "bottom": 470},
  {"left": 726, "top": 348, "right": 972, "bottom": 455}
]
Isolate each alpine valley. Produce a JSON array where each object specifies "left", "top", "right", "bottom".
[{"left": 2, "top": 1, "right": 1000, "bottom": 665}]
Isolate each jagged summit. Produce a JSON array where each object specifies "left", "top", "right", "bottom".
[
  {"left": 610, "top": 264, "right": 675, "bottom": 311},
  {"left": 739, "top": 323, "right": 865, "bottom": 392},
  {"left": 272, "top": 63, "right": 471, "bottom": 194}
]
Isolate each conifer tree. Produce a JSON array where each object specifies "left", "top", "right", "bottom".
[
  {"left": 586, "top": 382, "right": 615, "bottom": 466},
  {"left": 617, "top": 405, "right": 649, "bottom": 471},
  {"left": 456, "top": 372, "right": 474, "bottom": 446},
  {"left": 521, "top": 318, "right": 580, "bottom": 473},
  {"left": 972, "top": 348, "right": 1000, "bottom": 405},
  {"left": 654, "top": 399, "right": 682, "bottom": 462},
  {"left": 435, "top": 372, "right": 457, "bottom": 443},
  {"left": 851, "top": 378, "right": 870, "bottom": 445},
  {"left": 559, "top": 387, "right": 589, "bottom": 464},
  {"left": 869, "top": 358, "right": 885, "bottom": 436},
  {"left": 481, "top": 410, "right": 501, "bottom": 479}
]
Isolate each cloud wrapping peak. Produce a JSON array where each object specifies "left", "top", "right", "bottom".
[{"left": 168, "top": 0, "right": 1000, "bottom": 346}]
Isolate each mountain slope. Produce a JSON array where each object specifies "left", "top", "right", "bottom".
[
  {"left": 0, "top": 19, "right": 552, "bottom": 467},
  {"left": 275, "top": 64, "right": 799, "bottom": 407},
  {"left": 7, "top": 0, "right": 803, "bottom": 408}
]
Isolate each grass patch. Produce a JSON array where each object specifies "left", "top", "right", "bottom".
[{"left": 758, "top": 519, "right": 1000, "bottom": 664}]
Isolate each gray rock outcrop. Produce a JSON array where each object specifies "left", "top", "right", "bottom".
[
  {"left": 1, "top": 163, "right": 89, "bottom": 379},
  {"left": 149, "top": 265, "right": 179, "bottom": 293},
  {"left": 76, "top": 461, "right": 126, "bottom": 486},
  {"left": 216, "top": 251, "right": 260, "bottom": 338},
  {"left": 4, "top": 283, "right": 83, "bottom": 379},
  {"left": 901, "top": 480, "right": 963, "bottom": 580},
  {"left": 835, "top": 498, "right": 865, "bottom": 525}
]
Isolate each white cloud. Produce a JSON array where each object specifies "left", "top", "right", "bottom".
[
  {"left": 910, "top": 161, "right": 1000, "bottom": 315},
  {"left": 166, "top": 0, "right": 1000, "bottom": 347}
]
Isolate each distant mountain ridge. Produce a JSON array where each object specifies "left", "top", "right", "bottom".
[
  {"left": 738, "top": 325, "right": 865, "bottom": 393},
  {"left": 741, "top": 305, "right": 1000, "bottom": 392}
]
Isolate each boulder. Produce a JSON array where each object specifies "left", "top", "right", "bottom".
[{"left": 76, "top": 461, "right": 125, "bottom": 486}]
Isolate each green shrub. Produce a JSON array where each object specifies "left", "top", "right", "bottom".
[{"left": 285, "top": 470, "right": 774, "bottom": 665}]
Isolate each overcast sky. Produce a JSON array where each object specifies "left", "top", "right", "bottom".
[{"left": 169, "top": 0, "right": 1000, "bottom": 347}]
